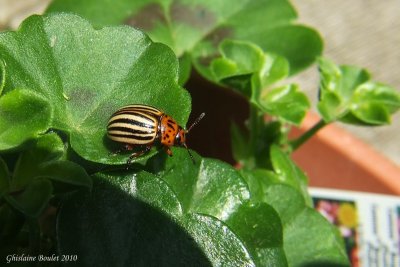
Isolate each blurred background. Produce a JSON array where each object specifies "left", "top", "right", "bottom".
[{"left": 1, "top": 0, "right": 399, "bottom": 165}]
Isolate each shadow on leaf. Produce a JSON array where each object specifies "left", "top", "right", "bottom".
[{"left": 57, "top": 176, "right": 212, "bottom": 266}]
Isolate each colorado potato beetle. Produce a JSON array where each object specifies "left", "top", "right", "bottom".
[{"left": 107, "top": 104, "right": 205, "bottom": 164}]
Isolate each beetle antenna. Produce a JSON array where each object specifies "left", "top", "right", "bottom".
[
  {"left": 184, "top": 143, "right": 196, "bottom": 164},
  {"left": 187, "top": 112, "right": 205, "bottom": 133}
]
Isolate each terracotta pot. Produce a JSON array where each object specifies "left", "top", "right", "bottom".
[{"left": 291, "top": 112, "right": 400, "bottom": 196}]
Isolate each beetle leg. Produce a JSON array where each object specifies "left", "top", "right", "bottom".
[
  {"left": 126, "top": 145, "right": 152, "bottom": 166},
  {"left": 165, "top": 147, "right": 173, "bottom": 157},
  {"left": 109, "top": 144, "right": 134, "bottom": 156}
]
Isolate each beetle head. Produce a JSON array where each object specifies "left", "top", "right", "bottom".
[{"left": 175, "top": 112, "right": 205, "bottom": 163}]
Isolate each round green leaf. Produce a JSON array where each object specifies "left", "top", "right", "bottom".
[
  {"left": 225, "top": 202, "right": 287, "bottom": 266},
  {"left": 98, "top": 171, "right": 183, "bottom": 216},
  {"left": 38, "top": 160, "right": 92, "bottom": 189},
  {"left": 149, "top": 148, "right": 251, "bottom": 221},
  {"left": 237, "top": 168, "right": 348, "bottom": 266},
  {"left": 239, "top": 168, "right": 279, "bottom": 203},
  {"left": 4, "top": 178, "right": 53, "bottom": 218},
  {"left": 350, "top": 82, "right": 400, "bottom": 124},
  {"left": 57, "top": 173, "right": 194, "bottom": 266},
  {"left": 283, "top": 208, "right": 349, "bottom": 267},
  {"left": 209, "top": 40, "right": 291, "bottom": 102},
  {"left": 317, "top": 58, "right": 400, "bottom": 125},
  {"left": 259, "top": 84, "right": 310, "bottom": 125},
  {"left": 259, "top": 53, "right": 290, "bottom": 88},
  {"left": 239, "top": 25, "right": 323, "bottom": 75},
  {"left": 317, "top": 91, "right": 346, "bottom": 122},
  {"left": 207, "top": 40, "right": 303, "bottom": 125},
  {"left": 47, "top": 0, "right": 322, "bottom": 76},
  {"left": 212, "top": 40, "right": 265, "bottom": 80},
  {"left": 12, "top": 133, "right": 64, "bottom": 190},
  {"left": 57, "top": 172, "right": 255, "bottom": 266},
  {"left": 339, "top": 65, "right": 370, "bottom": 100},
  {"left": 181, "top": 213, "right": 256, "bottom": 266},
  {"left": 263, "top": 183, "right": 349, "bottom": 266},
  {"left": 0, "top": 89, "right": 52, "bottom": 151},
  {"left": 240, "top": 169, "right": 306, "bottom": 226},
  {"left": 264, "top": 184, "right": 306, "bottom": 226},
  {"left": 0, "top": 13, "right": 191, "bottom": 164}
]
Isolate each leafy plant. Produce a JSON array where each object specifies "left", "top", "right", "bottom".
[{"left": 0, "top": 1, "right": 399, "bottom": 266}]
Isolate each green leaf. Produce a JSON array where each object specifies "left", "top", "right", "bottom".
[
  {"left": 240, "top": 169, "right": 306, "bottom": 225},
  {"left": 210, "top": 40, "right": 290, "bottom": 96},
  {"left": 3, "top": 133, "right": 91, "bottom": 217},
  {"left": 11, "top": 133, "right": 64, "bottom": 190},
  {"left": 4, "top": 179, "right": 53, "bottom": 218},
  {"left": 178, "top": 52, "right": 192, "bottom": 85},
  {"left": 0, "top": 156, "right": 10, "bottom": 196},
  {"left": 317, "top": 57, "right": 400, "bottom": 124},
  {"left": 340, "top": 65, "right": 370, "bottom": 99},
  {"left": 259, "top": 53, "right": 290, "bottom": 88},
  {"left": 0, "top": 89, "right": 52, "bottom": 151},
  {"left": 212, "top": 40, "right": 265, "bottom": 82},
  {"left": 181, "top": 213, "right": 256, "bottom": 266},
  {"left": 150, "top": 150, "right": 288, "bottom": 264},
  {"left": 213, "top": 40, "right": 288, "bottom": 89},
  {"left": 11, "top": 133, "right": 91, "bottom": 192},
  {"left": 350, "top": 82, "right": 400, "bottom": 124},
  {"left": 0, "top": 203, "right": 25, "bottom": 242},
  {"left": 270, "top": 145, "right": 311, "bottom": 205},
  {"left": 230, "top": 122, "right": 249, "bottom": 164},
  {"left": 253, "top": 120, "right": 283, "bottom": 169},
  {"left": 264, "top": 183, "right": 349, "bottom": 266},
  {"left": 232, "top": 115, "right": 283, "bottom": 170},
  {"left": 253, "top": 25, "right": 322, "bottom": 75},
  {"left": 209, "top": 40, "right": 307, "bottom": 124},
  {"left": 283, "top": 208, "right": 349, "bottom": 267},
  {"left": 0, "top": 59, "right": 5, "bottom": 94},
  {"left": 264, "top": 184, "right": 306, "bottom": 226},
  {"left": 0, "top": 13, "right": 191, "bottom": 164},
  {"left": 38, "top": 160, "right": 92, "bottom": 189},
  {"left": 259, "top": 84, "right": 310, "bottom": 125},
  {"left": 225, "top": 202, "right": 287, "bottom": 266},
  {"left": 317, "top": 91, "right": 344, "bottom": 122},
  {"left": 239, "top": 168, "right": 280, "bottom": 203},
  {"left": 240, "top": 168, "right": 349, "bottom": 266},
  {"left": 57, "top": 172, "right": 256, "bottom": 266},
  {"left": 47, "top": 0, "right": 322, "bottom": 76},
  {"left": 149, "top": 148, "right": 250, "bottom": 220},
  {"left": 99, "top": 171, "right": 183, "bottom": 216}
]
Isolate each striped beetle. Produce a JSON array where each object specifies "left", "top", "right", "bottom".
[{"left": 107, "top": 104, "right": 205, "bottom": 164}]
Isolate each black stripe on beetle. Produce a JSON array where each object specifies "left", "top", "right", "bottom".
[
  {"left": 108, "top": 133, "right": 154, "bottom": 141},
  {"left": 107, "top": 126, "right": 155, "bottom": 135},
  {"left": 108, "top": 117, "right": 155, "bottom": 129}
]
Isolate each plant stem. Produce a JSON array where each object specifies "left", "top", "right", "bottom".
[{"left": 290, "top": 119, "right": 327, "bottom": 150}]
